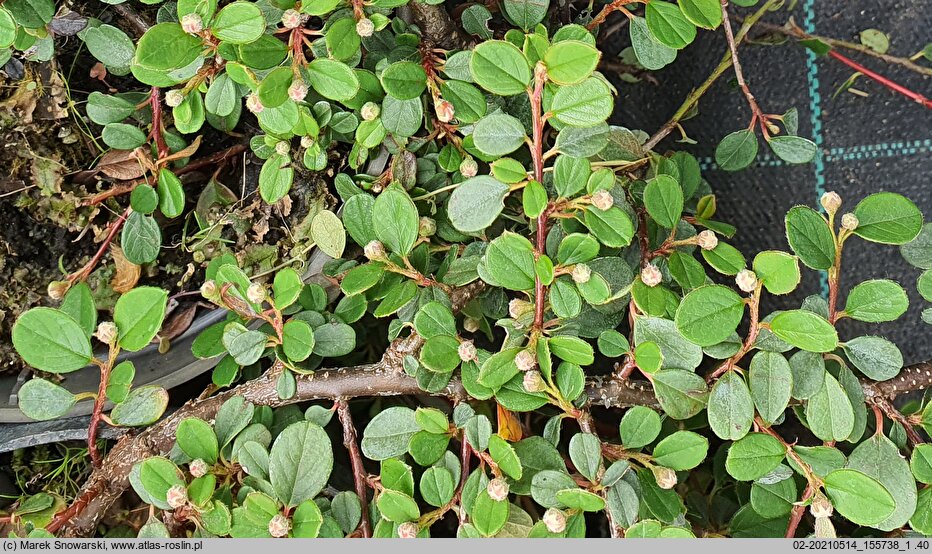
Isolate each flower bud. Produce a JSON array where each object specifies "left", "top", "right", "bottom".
[
  {"left": 94, "top": 321, "right": 119, "bottom": 345},
  {"left": 189, "top": 458, "right": 209, "bottom": 478},
  {"left": 820, "top": 191, "right": 842, "bottom": 214},
  {"left": 281, "top": 9, "right": 302, "bottom": 29},
  {"left": 246, "top": 283, "right": 267, "bottom": 304},
  {"left": 47, "top": 280, "right": 69, "bottom": 300},
  {"left": 418, "top": 216, "right": 436, "bottom": 237},
  {"left": 364, "top": 240, "right": 386, "bottom": 260},
  {"left": 590, "top": 190, "right": 613, "bottom": 211},
  {"left": 397, "top": 521, "right": 418, "bottom": 539},
  {"left": 735, "top": 269, "right": 758, "bottom": 293},
  {"left": 355, "top": 17, "right": 375, "bottom": 37},
  {"left": 459, "top": 158, "right": 478, "bottom": 178},
  {"left": 696, "top": 230, "right": 718, "bottom": 251},
  {"left": 809, "top": 492, "right": 833, "bottom": 519},
  {"left": 571, "top": 263, "right": 591, "bottom": 284},
  {"left": 486, "top": 478, "right": 509, "bottom": 501},
  {"left": 841, "top": 213, "right": 859, "bottom": 231},
  {"left": 288, "top": 80, "right": 308, "bottom": 102},
  {"left": 200, "top": 280, "right": 218, "bottom": 300},
  {"left": 246, "top": 94, "right": 264, "bottom": 114},
  {"left": 435, "top": 99, "right": 455, "bottom": 123},
  {"left": 458, "top": 340, "right": 477, "bottom": 362},
  {"left": 166, "top": 484, "right": 188, "bottom": 509},
  {"left": 300, "top": 135, "right": 315, "bottom": 149},
  {"left": 268, "top": 514, "right": 290, "bottom": 538},
  {"left": 515, "top": 349, "right": 536, "bottom": 372},
  {"left": 814, "top": 516, "right": 836, "bottom": 539},
  {"left": 360, "top": 102, "right": 380, "bottom": 121},
  {"left": 181, "top": 13, "right": 203, "bottom": 34},
  {"left": 523, "top": 370, "right": 544, "bottom": 392},
  {"left": 651, "top": 465, "right": 678, "bottom": 489},
  {"left": 275, "top": 141, "right": 290, "bottom": 156},
  {"left": 165, "top": 89, "right": 184, "bottom": 108},
  {"left": 542, "top": 508, "right": 566, "bottom": 534},
  {"left": 463, "top": 317, "right": 480, "bottom": 333},
  {"left": 640, "top": 264, "right": 662, "bottom": 287},
  {"left": 508, "top": 298, "right": 533, "bottom": 320}
]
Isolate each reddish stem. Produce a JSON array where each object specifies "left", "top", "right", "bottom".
[
  {"left": 87, "top": 356, "right": 115, "bottom": 468},
  {"left": 529, "top": 65, "right": 549, "bottom": 331},
  {"left": 45, "top": 483, "right": 103, "bottom": 534},
  {"left": 828, "top": 50, "right": 932, "bottom": 109},
  {"left": 786, "top": 484, "right": 815, "bottom": 538},
  {"left": 336, "top": 400, "right": 371, "bottom": 538},
  {"left": 66, "top": 206, "right": 131, "bottom": 284},
  {"left": 149, "top": 87, "right": 170, "bottom": 160}
]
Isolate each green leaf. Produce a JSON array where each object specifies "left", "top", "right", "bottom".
[
  {"left": 312, "top": 322, "right": 356, "bottom": 357},
  {"left": 306, "top": 58, "right": 359, "bottom": 101},
  {"left": 18, "top": 378, "right": 77, "bottom": 421},
  {"left": 549, "top": 336, "right": 594, "bottom": 365},
  {"left": 543, "top": 40, "right": 600, "bottom": 85},
  {"left": 748, "top": 351, "right": 793, "bottom": 425},
  {"left": 900, "top": 223, "right": 932, "bottom": 269},
  {"left": 634, "top": 316, "right": 702, "bottom": 371},
  {"left": 448, "top": 176, "right": 511, "bottom": 233},
  {"left": 177, "top": 418, "right": 219, "bottom": 464},
  {"left": 823, "top": 469, "right": 896, "bottom": 527},
  {"left": 678, "top": 0, "right": 721, "bottom": 28},
  {"left": 440, "top": 80, "right": 487, "bottom": 124},
  {"left": 137, "top": 457, "right": 184, "bottom": 510},
  {"left": 130, "top": 184, "right": 158, "bottom": 215},
  {"left": 569, "top": 433, "right": 602, "bottom": 481},
  {"left": 701, "top": 242, "right": 746, "bottom": 276},
  {"left": 361, "top": 407, "right": 419, "bottom": 460},
  {"left": 414, "top": 302, "right": 456, "bottom": 339},
  {"left": 222, "top": 322, "right": 268, "bottom": 366},
  {"left": 376, "top": 489, "right": 420, "bottom": 523},
  {"left": 645, "top": 1, "right": 696, "bottom": 49},
  {"left": 269, "top": 421, "right": 333, "bottom": 507},
  {"left": 643, "top": 174, "right": 683, "bottom": 228},
  {"left": 633, "top": 341, "right": 663, "bottom": 373},
  {"left": 912, "top": 444, "right": 932, "bottom": 485},
  {"left": 550, "top": 77, "right": 613, "bottom": 127},
  {"left": 380, "top": 61, "right": 427, "bottom": 100},
  {"left": 842, "top": 336, "right": 902, "bottom": 381},
  {"left": 715, "top": 129, "right": 758, "bottom": 172},
  {"left": 483, "top": 232, "right": 536, "bottom": 291},
  {"left": 501, "top": 0, "right": 549, "bottom": 29},
  {"left": 619, "top": 406, "right": 661, "bottom": 449},
  {"left": 523, "top": 179, "right": 548, "bottom": 218},
  {"left": 324, "top": 17, "right": 360, "bottom": 61},
  {"left": 553, "top": 155, "right": 590, "bottom": 198},
  {"left": 102, "top": 123, "right": 147, "bottom": 150},
  {"left": 843, "top": 279, "right": 908, "bottom": 322},
  {"left": 489, "top": 435, "right": 523, "bottom": 480},
  {"left": 106, "top": 360, "right": 135, "bottom": 403},
  {"left": 707, "top": 371, "right": 754, "bottom": 440},
  {"left": 853, "top": 192, "right": 923, "bottom": 245},
  {"left": 257, "top": 66, "right": 292, "bottom": 108},
  {"left": 419, "top": 335, "right": 460, "bottom": 373},
  {"left": 156, "top": 168, "right": 185, "bottom": 219},
  {"left": 133, "top": 23, "right": 203, "bottom": 72},
  {"left": 470, "top": 40, "right": 531, "bottom": 96},
  {"left": 420, "top": 467, "right": 456, "bottom": 507},
  {"left": 846, "top": 434, "right": 917, "bottom": 531},
  {"left": 555, "top": 361, "right": 585, "bottom": 401},
  {"left": 4, "top": 0, "right": 53, "bottom": 27},
  {"left": 785, "top": 206, "right": 835, "bottom": 270},
  {"left": 652, "top": 431, "right": 708, "bottom": 470},
  {"left": 282, "top": 320, "right": 315, "bottom": 362},
  {"left": 310, "top": 209, "right": 345, "bottom": 259},
  {"left": 121, "top": 212, "right": 162, "bottom": 264},
  {"left": 805, "top": 372, "right": 854, "bottom": 442},
  {"left": 674, "top": 285, "right": 745, "bottom": 347},
  {"left": 292, "top": 499, "right": 324, "bottom": 538},
  {"left": 12, "top": 308, "right": 92, "bottom": 373},
  {"left": 752, "top": 251, "right": 800, "bottom": 295},
  {"left": 472, "top": 112, "right": 527, "bottom": 157},
  {"left": 583, "top": 206, "right": 635, "bottom": 248},
  {"left": 373, "top": 188, "right": 418, "bottom": 256},
  {"left": 258, "top": 153, "right": 294, "bottom": 203},
  {"left": 725, "top": 433, "right": 785, "bottom": 481},
  {"left": 472, "top": 490, "right": 509, "bottom": 536},
  {"left": 478, "top": 348, "right": 521, "bottom": 390},
  {"left": 767, "top": 135, "right": 817, "bottom": 164},
  {"left": 110, "top": 386, "right": 169, "bottom": 426},
  {"left": 630, "top": 16, "right": 676, "bottom": 70},
  {"left": 651, "top": 369, "right": 708, "bottom": 420},
  {"left": 211, "top": 2, "right": 265, "bottom": 44},
  {"left": 769, "top": 310, "right": 837, "bottom": 352},
  {"left": 84, "top": 24, "right": 134, "bottom": 73},
  {"left": 555, "top": 488, "right": 605, "bottom": 511},
  {"left": 273, "top": 267, "right": 302, "bottom": 310}
]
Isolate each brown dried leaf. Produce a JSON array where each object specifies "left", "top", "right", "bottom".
[
  {"left": 89, "top": 63, "right": 107, "bottom": 81},
  {"left": 158, "top": 302, "right": 198, "bottom": 342},
  {"left": 158, "top": 135, "right": 202, "bottom": 166},
  {"left": 110, "top": 245, "right": 141, "bottom": 293},
  {"left": 98, "top": 149, "right": 146, "bottom": 181}
]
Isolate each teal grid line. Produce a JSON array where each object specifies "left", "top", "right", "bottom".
[{"left": 696, "top": 138, "right": 932, "bottom": 171}]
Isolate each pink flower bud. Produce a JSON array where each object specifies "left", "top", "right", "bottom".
[
  {"left": 364, "top": 240, "right": 386, "bottom": 260},
  {"left": 268, "top": 514, "right": 290, "bottom": 538},
  {"left": 300, "top": 135, "right": 315, "bottom": 149},
  {"left": 486, "top": 478, "right": 509, "bottom": 501},
  {"left": 361, "top": 102, "right": 380, "bottom": 121},
  {"left": 459, "top": 158, "right": 478, "bottom": 178},
  {"left": 94, "top": 321, "right": 118, "bottom": 345},
  {"left": 397, "top": 521, "right": 418, "bottom": 538},
  {"left": 651, "top": 465, "right": 677, "bottom": 489},
  {"left": 809, "top": 493, "right": 833, "bottom": 519},
  {"left": 355, "top": 17, "right": 374, "bottom": 37},
  {"left": 841, "top": 213, "right": 859, "bottom": 231},
  {"left": 200, "top": 280, "right": 218, "bottom": 300},
  {"left": 166, "top": 484, "right": 188, "bottom": 509},
  {"left": 458, "top": 340, "right": 477, "bottom": 362},
  {"left": 572, "top": 263, "right": 591, "bottom": 284},
  {"left": 640, "top": 264, "right": 662, "bottom": 287},
  {"left": 820, "top": 191, "right": 841, "bottom": 214},
  {"left": 246, "top": 94, "right": 264, "bottom": 114},
  {"left": 47, "top": 280, "right": 69, "bottom": 300},
  {"left": 246, "top": 283, "right": 267, "bottom": 304},
  {"left": 189, "top": 458, "right": 209, "bottom": 478},
  {"left": 542, "top": 508, "right": 566, "bottom": 533},
  {"left": 165, "top": 89, "right": 184, "bottom": 107},
  {"left": 275, "top": 141, "right": 290, "bottom": 156},
  {"left": 281, "top": 9, "right": 303, "bottom": 29},
  {"left": 180, "top": 13, "right": 203, "bottom": 34},
  {"left": 508, "top": 298, "right": 532, "bottom": 320},
  {"left": 463, "top": 317, "right": 480, "bottom": 333},
  {"left": 435, "top": 99, "right": 455, "bottom": 123},
  {"left": 418, "top": 216, "right": 436, "bottom": 237},
  {"left": 515, "top": 349, "right": 536, "bottom": 372},
  {"left": 523, "top": 370, "right": 544, "bottom": 392},
  {"left": 590, "top": 190, "right": 613, "bottom": 211},
  {"left": 288, "top": 80, "right": 308, "bottom": 102},
  {"left": 735, "top": 269, "right": 757, "bottom": 293},
  {"left": 696, "top": 230, "right": 718, "bottom": 251}
]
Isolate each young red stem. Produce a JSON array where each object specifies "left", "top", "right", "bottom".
[
  {"left": 707, "top": 286, "right": 762, "bottom": 382},
  {"left": 529, "top": 65, "right": 549, "bottom": 331},
  {"left": 786, "top": 484, "right": 815, "bottom": 538},
  {"left": 87, "top": 351, "right": 116, "bottom": 468},
  {"left": 149, "top": 87, "right": 170, "bottom": 160},
  {"left": 828, "top": 50, "right": 932, "bottom": 109},
  {"left": 336, "top": 399, "right": 371, "bottom": 538}
]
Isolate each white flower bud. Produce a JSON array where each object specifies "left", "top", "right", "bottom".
[
  {"left": 355, "top": 17, "right": 374, "bottom": 37},
  {"left": 397, "top": 521, "right": 418, "bottom": 538},
  {"left": 300, "top": 135, "right": 315, "bottom": 149},
  {"left": 542, "top": 508, "right": 566, "bottom": 533},
  {"left": 166, "top": 484, "right": 188, "bottom": 509},
  {"left": 418, "top": 216, "right": 436, "bottom": 237},
  {"left": 841, "top": 213, "right": 859, "bottom": 231},
  {"left": 181, "top": 13, "right": 203, "bottom": 34},
  {"left": 651, "top": 465, "right": 677, "bottom": 489},
  {"left": 360, "top": 102, "right": 380, "bottom": 121},
  {"left": 486, "top": 478, "right": 509, "bottom": 501},
  {"left": 814, "top": 516, "right": 836, "bottom": 538},
  {"left": 435, "top": 99, "right": 455, "bottom": 123},
  {"left": 47, "top": 280, "right": 69, "bottom": 300},
  {"left": 281, "top": 9, "right": 303, "bottom": 29},
  {"left": 458, "top": 340, "right": 477, "bottom": 362},
  {"left": 364, "top": 240, "right": 386, "bottom": 260},
  {"left": 246, "top": 283, "right": 267, "bottom": 304},
  {"left": 809, "top": 493, "right": 833, "bottom": 519},
  {"left": 820, "top": 191, "right": 842, "bottom": 214},
  {"left": 288, "top": 80, "right": 308, "bottom": 102},
  {"left": 640, "top": 264, "right": 662, "bottom": 287},
  {"left": 463, "top": 317, "right": 480, "bottom": 333},
  {"left": 571, "top": 263, "right": 591, "bottom": 284},
  {"left": 189, "top": 458, "right": 209, "bottom": 478},
  {"left": 246, "top": 94, "right": 264, "bottom": 114},
  {"left": 459, "top": 158, "right": 478, "bottom": 178},
  {"left": 94, "top": 321, "right": 119, "bottom": 345},
  {"left": 165, "top": 89, "right": 184, "bottom": 108},
  {"left": 735, "top": 269, "right": 758, "bottom": 293},
  {"left": 523, "top": 370, "right": 544, "bottom": 393},
  {"left": 268, "top": 514, "right": 290, "bottom": 538},
  {"left": 696, "top": 230, "right": 718, "bottom": 251},
  {"left": 508, "top": 298, "right": 532, "bottom": 320},
  {"left": 515, "top": 349, "right": 536, "bottom": 372},
  {"left": 590, "top": 190, "right": 613, "bottom": 211},
  {"left": 200, "top": 280, "right": 218, "bottom": 299},
  {"left": 275, "top": 141, "right": 290, "bottom": 156}
]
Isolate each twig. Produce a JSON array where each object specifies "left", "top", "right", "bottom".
[
  {"left": 65, "top": 206, "right": 131, "bottom": 284},
  {"left": 336, "top": 399, "right": 371, "bottom": 538},
  {"left": 785, "top": 483, "right": 814, "bottom": 538},
  {"left": 110, "top": 3, "right": 152, "bottom": 37},
  {"left": 827, "top": 50, "right": 932, "bottom": 110},
  {"left": 720, "top": 0, "right": 768, "bottom": 132}
]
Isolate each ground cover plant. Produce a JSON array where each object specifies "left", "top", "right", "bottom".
[{"left": 1, "top": 0, "right": 932, "bottom": 540}]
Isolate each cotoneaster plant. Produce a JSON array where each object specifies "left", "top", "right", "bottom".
[{"left": 3, "top": 0, "right": 932, "bottom": 541}]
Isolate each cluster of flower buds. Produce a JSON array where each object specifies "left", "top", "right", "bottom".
[
  {"left": 459, "top": 158, "right": 478, "bottom": 178},
  {"left": 841, "top": 213, "right": 859, "bottom": 231},
  {"left": 696, "top": 230, "right": 718, "bottom": 250},
  {"left": 166, "top": 484, "right": 188, "bottom": 509},
  {"left": 281, "top": 9, "right": 303, "bottom": 29}
]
